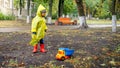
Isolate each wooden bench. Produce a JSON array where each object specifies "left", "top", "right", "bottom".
[{"left": 56, "top": 17, "right": 77, "bottom": 25}]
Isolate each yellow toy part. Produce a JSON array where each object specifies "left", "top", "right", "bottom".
[{"left": 56, "top": 50, "right": 65, "bottom": 60}]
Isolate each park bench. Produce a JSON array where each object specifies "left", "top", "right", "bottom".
[{"left": 55, "top": 17, "right": 77, "bottom": 25}]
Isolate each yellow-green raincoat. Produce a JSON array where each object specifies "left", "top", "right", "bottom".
[{"left": 30, "top": 4, "right": 48, "bottom": 46}]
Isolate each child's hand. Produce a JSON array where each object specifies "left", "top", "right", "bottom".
[
  {"left": 32, "top": 32, "right": 36, "bottom": 34},
  {"left": 45, "top": 29, "right": 47, "bottom": 32}
]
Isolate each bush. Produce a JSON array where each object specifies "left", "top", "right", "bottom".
[
  {"left": 0, "top": 12, "right": 15, "bottom": 20},
  {"left": 117, "top": 14, "right": 120, "bottom": 19},
  {"left": 52, "top": 13, "right": 58, "bottom": 19}
]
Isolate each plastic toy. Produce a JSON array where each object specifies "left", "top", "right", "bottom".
[{"left": 56, "top": 48, "right": 74, "bottom": 61}]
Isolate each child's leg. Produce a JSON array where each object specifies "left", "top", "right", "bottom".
[{"left": 39, "top": 39, "right": 47, "bottom": 53}]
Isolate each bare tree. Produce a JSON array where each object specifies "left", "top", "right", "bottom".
[{"left": 75, "top": 0, "right": 88, "bottom": 29}]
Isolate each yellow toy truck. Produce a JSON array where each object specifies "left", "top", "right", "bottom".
[{"left": 56, "top": 48, "right": 74, "bottom": 61}]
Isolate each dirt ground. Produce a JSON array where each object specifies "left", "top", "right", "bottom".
[{"left": 0, "top": 24, "right": 120, "bottom": 68}]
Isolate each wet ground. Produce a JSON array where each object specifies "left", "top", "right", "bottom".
[{"left": 0, "top": 25, "right": 120, "bottom": 68}]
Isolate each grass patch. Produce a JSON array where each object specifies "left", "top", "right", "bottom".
[
  {"left": 0, "top": 12, "right": 15, "bottom": 20},
  {"left": 115, "top": 44, "right": 120, "bottom": 52},
  {"left": 0, "top": 20, "right": 30, "bottom": 27},
  {"left": 87, "top": 19, "right": 120, "bottom": 25},
  {"left": 52, "top": 19, "right": 120, "bottom": 25}
]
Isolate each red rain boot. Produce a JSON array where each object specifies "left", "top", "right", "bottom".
[
  {"left": 40, "top": 44, "right": 47, "bottom": 53},
  {"left": 32, "top": 44, "right": 38, "bottom": 53}
]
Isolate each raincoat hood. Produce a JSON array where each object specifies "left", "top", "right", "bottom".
[{"left": 36, "top": 4, "right": 46, "bottom": 17}]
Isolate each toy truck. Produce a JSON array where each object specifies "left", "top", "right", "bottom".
[{"left": 56, "top": 48, "right": 74, "bottom": 61}]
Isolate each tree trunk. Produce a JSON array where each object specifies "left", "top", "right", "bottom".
[
  {"left": 87, "top": 8, "right": 92, "bottom": 20},
  {"left": 111, "top": 0, "right": 117, "bottom": 32},
  {"left": 27, "top": 0, "right": 30, "bottom": 23},
  {"left": 18, "top": 9, "right": 22, "bottom": 19},
  {"left": 47, "top": 0, "right": 53, "bottom": 24},
  {"left": 58, "top": 0, "right": 64, "bottom": 17},
  {"left": 20, "top": 0, "right": 22, "bottom": 15},
  {"left": 75, "top": 0, "right": 88, "bottom": 29},
  {"left": 18, "top": 0, "right": 22, "bottom": 18},
  {"left": 10, "top": 0, "right": 14, "bottom": 16},
  {"left": 31, "top": 0, "right": 35, "bottom": 17}
]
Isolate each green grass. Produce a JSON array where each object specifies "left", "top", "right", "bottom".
[
  {"left": 52, "top": 19, "right": 120, "bottom": 25},
  {"left": 0, "top": 12, "right": 15, "bottom": 20},
  {"left": 86, "top": 20, "right": 120, "bottom": 25}
]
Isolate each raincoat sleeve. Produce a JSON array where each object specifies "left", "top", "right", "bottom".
[
  {"left": 31, "top": 17, "right": 41, "bottom": 32},
  {"left": 45, "top": 24, "right": 48, "bottom": 30}
]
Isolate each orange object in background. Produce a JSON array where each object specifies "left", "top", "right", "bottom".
[{"left": 56, "top": 17, "right": 77, "bottom": 25}]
